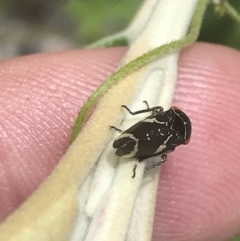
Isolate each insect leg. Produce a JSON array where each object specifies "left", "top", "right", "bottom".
[
  {"left": 144, "top": 154, "right": 167, "bottom": 172},
  {"left": 121, "top": 104, "right": 163, "bottom": 116},
  {"left": 121, "top": 105, "right": 151, "bottom": 115},
  {"left": 131, "top": 164, "right": 137, "bottom": 178},
  {"left": 142, "top": 101, "right": 164, "bottom": 115},
  {"left": 143, "top": 100, "right": 150, "bottom": 109},
  {"left": 109, "top": 126, "right": 122, "bottom": 133}
]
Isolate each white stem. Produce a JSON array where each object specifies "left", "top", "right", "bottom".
[
  {"left": 125, "top": 0, "right": 159, "bottom": 43},
  {"left": 71, "top": 1, "right": 199, "bottom": 241},
  {"left": 125, "top": 1, "right": 199, "bottom": 240}
]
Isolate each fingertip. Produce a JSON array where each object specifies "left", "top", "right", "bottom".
[
  {"left": 0, "top": 47, "right": 126, "bottom": 221},
  {"left": 153, "top": 43, "right": 240, "bottom": 241}
]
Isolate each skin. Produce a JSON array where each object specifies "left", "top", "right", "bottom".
[{"left": 0, "top": 42, "right": 240, "bottom": 241}]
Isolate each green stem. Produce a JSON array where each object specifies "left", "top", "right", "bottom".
[
  {"left": 222, "top": 1, "right": 240, "bottom": 25},
  {"left": 87, "top": 35, "right": 128, "bottom": 48},
  {"left": 70, "top": 0, "right": 209, "bottom": 144}
]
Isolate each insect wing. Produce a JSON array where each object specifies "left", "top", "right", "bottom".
[
  {"left": 113, "top": 112, "right": 168, "bottom": 159},
  {"left": 132, "top": 111, "right": 179, "bottom": 159},
  {"left": 113, "top": 121, "right": 143, "bottom": 158}
]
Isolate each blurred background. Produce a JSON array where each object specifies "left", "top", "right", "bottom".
[
  {"left": 0, "top": 0, "right": 240, "bottom": 60},
  {"left": 0, "top": 1, "right": 240, "bottom": 241}
]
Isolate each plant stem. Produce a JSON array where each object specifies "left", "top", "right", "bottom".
[
  {"left": 70, "top": 0, "right": 209, "bottom": 144},
  {"left": 223, "top": 1, "right": 240, "bottom": 25}
]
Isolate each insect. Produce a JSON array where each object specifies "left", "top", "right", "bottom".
[{"left": 111, "top": 101, "right": 192, "bottom": 178}]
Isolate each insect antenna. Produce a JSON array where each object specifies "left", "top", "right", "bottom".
[{"left": 109, "top": 126, "right": 122, "bottom": 133}]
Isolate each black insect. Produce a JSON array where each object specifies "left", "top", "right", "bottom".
[{"left": 111, "top": 101, "right": 191, "bottom": 178}]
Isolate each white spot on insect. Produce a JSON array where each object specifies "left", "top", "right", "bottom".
[
  {"left": 155, "top": 144, "right": 166, "bottom": 154},
  {"left": 116, "top": 133, "right": 139, "bottom": 158},
  {"left": 143, "top": 117, "right": 167, "bottom": 126},
  {"left": 142, "top": 118, "right": 156, "bottom": 123},
  {"left": 146, "top": 133, "right": 151, "bottom": 141},
  {"left": 164, "top": 134, "right": 172, "bottom": 144},
  {"left": 154, "top": 118, "right": 169, "bottom": 125},
  {"left": 115, "top": 133, "right": 135, "bottom": 141}
]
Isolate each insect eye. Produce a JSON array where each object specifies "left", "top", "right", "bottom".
[
  {"left": 172, "top": 109, "right": 191, "bottom": 141},
  {"left": 172, "top": 114, "right": 185, "bottom": 135}
]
